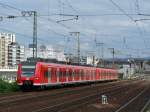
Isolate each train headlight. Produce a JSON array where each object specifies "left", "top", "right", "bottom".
[{"left": 35, "top": 77, "right": 39, "bottom": 80}]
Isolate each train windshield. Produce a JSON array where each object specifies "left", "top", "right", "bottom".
[{"left": 22, "top": 65, "right": 35, "bottom": 77}]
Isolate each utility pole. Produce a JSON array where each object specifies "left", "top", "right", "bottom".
[
  {"left": 96, "top": 42, "right": 104, "bottom": 67},
  {"left": 108, "top": 48, "right": 115, "bottom": 68},
  {"left": 21, "top": 11, "right": 37, "bottom": 59},
  {"left": 96, "top": 42, "right": 104, "bottom": 59},
  {"left": 33, "top": 11, "right": 37, "bottom": 59},
  {"left": 70, "top": 32, "right": 80, "bottom": 65}
]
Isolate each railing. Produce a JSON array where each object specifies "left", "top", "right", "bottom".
[
  {"left": 0, "top": 66, "right": 17, "bottom": 69},
  {"left": 0, "top": 66, "right": 17, "bottom": 72}
]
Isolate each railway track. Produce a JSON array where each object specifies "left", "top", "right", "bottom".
[
  {"left": 0, "top": 79, "right": 146, "bottom": 112},
  {"left": 71, "top": 79, "right": 150, "bottom": 112},
  {"left": 0, "top": 80, "right": 130, "bottom": 105},
  {"left": 53, "top": 80, "right": 148, "bottom": 112},
  {"left": 114, "top": 85, "right": 150, "bottom": 112}
]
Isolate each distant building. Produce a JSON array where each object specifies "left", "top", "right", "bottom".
[
  {"left": 0, "top": 33, "right": 24, "bottom": 67},
  {"left": 8, "top": 42, "right": 25, "bottom": 66},
  {"left": 0, "top": 33, "right": 15, "bottom": 67},
  {"left": 25, "top": 45, "right": 66, "bottom": 61}
]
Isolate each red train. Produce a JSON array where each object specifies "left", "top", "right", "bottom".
[{"left": 17, "top": 61, "right": 118, "bottom": 89}]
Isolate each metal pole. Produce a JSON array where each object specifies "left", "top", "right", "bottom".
[
  {"left": 112, "top": 48, "right": 115, "bottom": 68},
  {"left": 96, "top": 42, "right": 104, "bottom": 66},
  {"left": 77, "top": 32, "right": 80, "bottom": 65},
  {"left": 108, "top": 48, "right": 115, "bottom": 68},
  {"left": 33, "top": 11, "right": 37, "bottom": 59}
]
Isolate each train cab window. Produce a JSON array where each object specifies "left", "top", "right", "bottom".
[{"left": 22, "top": 65, "right": 35, "bottom": 77}]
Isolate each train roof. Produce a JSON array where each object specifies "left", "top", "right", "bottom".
[{"left": 21, "top": 58, "right": 117, "bottom": 70}]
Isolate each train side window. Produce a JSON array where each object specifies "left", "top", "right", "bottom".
[{"left": 44, "top": 70, "right": 48, "bottom": 77}]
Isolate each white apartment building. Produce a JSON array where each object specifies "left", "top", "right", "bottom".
[
  {"left": 8, "top": 42, "right": 25, "bottom": 66},
  {"left": 0, "top": 33, "right": 15, "bottom": 67},
  {"left": 0, "top": 33, "right": 24, "bottom": 67}
]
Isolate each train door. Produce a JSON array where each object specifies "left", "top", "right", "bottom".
[
  {"left": 51, "top": 67, "right": 57, "bottom": 83},
  {"left": 91, "top": 70, "right": 94, "bottom": 81},
  {"left": 95, "top": 69, "right": 98, "bottom": 80},
  {"left": 87, "top": 69, "right": 90, "bottom": 80},
  {"left": 62, "top": 67, "right": 66, "bottom": 82},
  {"left": 42, "top": 66, "right": 51, "bottom": 84},
  {"left": 89, "top": 70, "right": 91, "bottom": 81},
  {"left": 105, "top": 71, "right": 107, "bottom": 80},
  {"left": 85, "top": 69, "right": 88, "bottom": 80},
  {"left": 59, "top": 68, "right": 63, "bottom": 82},
  {"left": 41, "top": 66, "right": 47, "bottom": 84},
  {"left": 101, "top": 70, "right": 104, "bottom": 80},
  {"left": 75, "top": 68, "right": 79, "bottom": 81},
  {"left": 72, "top": 68, "right": 75, "bottom": 81},
  {"left": 92, "top": 69, "right": 95, "bottom": 81},
  {"left": 108, "top": 71, "right": 110, "bottom": 79},
  {"left": 66, "top": 68, "right": 69, "bottom": 82},
  {"left": 104, "top": 71, "right": 106, "bottom": 80},
  {"left": 81, "top": 69, "right": 84, "bottom": 81},
  {"left": 68, "top": 68, "right": 72, "bottom": 82},
  {"left": 56, "top": 68, "right": 60, "bottom": 83},
  {"left": 110, "top": 71, "right": 112, "bottom": 79},
  {"left": 98, "top": 69, "right": 101, "bottom": 80},
  {"left": 79, "top": 69, "right": 82, "bottom": 81}
]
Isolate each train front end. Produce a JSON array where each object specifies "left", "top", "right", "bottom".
[{"left": 17, "top": 62, "right": 38, "bottom": 90}]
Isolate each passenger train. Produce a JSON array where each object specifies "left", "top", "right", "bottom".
[{"left": 17, "top": 61, "right": 118, "bottom": 90}]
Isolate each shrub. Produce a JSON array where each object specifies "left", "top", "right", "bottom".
[{"left": 0, "top": 79, "right": 19, "bottom": 93}]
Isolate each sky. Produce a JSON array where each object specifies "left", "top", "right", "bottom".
[{"left": 0, "top": 0, "right": 150, "bottom": 58}]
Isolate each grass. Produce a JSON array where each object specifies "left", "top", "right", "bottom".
[{"left": 0, "top": 79, "right": 19, "bottom": 93}]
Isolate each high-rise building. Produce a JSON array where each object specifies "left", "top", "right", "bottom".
[
  {"left": 8, "top": 42, "right": 25, "bottom": 66},
  {"left": 0, "top": 33, "right": 24, "bottom": 67},
  {"left": 0, "top": 33, "right": 15, "bottom": 67}
]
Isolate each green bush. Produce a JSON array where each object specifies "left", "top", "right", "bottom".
[{"left": 0, "top": 79, "right": 19, "bottom": 93}]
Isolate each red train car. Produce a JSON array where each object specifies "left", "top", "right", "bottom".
[{"left": 17, "top": 61, "right": 118, "bottom": 89}]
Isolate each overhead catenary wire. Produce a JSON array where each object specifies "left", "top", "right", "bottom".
[
  {"left": 0, "top": 1, "right": 150, "bottom": 58},
  {"left": 108, "top": 0, "right": 135, "bottom": 22}
]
